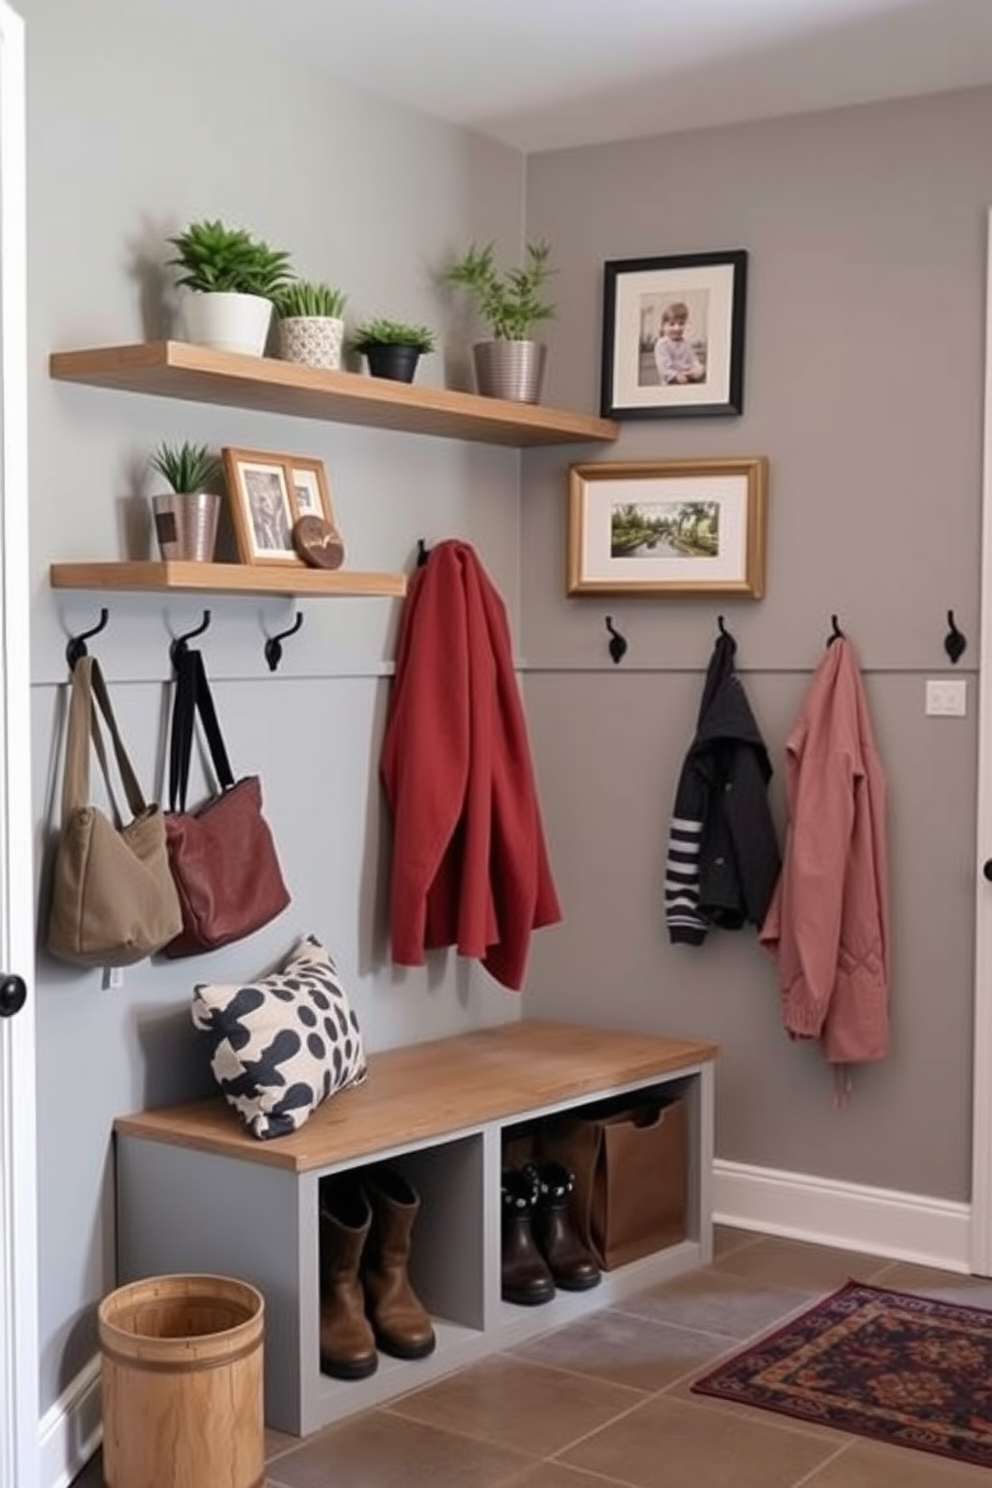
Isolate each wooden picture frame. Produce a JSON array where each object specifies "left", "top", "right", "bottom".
[
  {"left": 567, "top": 457, "right": 767, "bottom": 598},
  {"left": 287, "top": 456, "right": 335, "bottom": 528},
  {"left": 600, "top": 250, "right": 748, "bottom": 420},
  {"left": 222, "top": 447, "right": 301, "bottom": 566}
]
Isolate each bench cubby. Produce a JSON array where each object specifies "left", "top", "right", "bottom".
[{"left": 113, "top": 1019, "right": 718, "bottom": 1435}]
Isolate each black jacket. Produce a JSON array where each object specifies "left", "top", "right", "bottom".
[{"left": 665, "top": 633, "right": 781, "bottom": 945}]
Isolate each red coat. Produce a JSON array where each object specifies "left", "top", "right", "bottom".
[{"left": 380, "top": 541, "right": 561, "bottom": 991}]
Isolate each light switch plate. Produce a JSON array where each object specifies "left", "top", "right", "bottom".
[{"left": 926, "top": 679, "right": 967, "bottom": 716}]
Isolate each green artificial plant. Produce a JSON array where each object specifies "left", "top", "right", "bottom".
[
  {"left": 351, "top": 318, "right": 436, "bottom": 353},
  {"left": 150, "top": 440, "right": 221, "bottom": 494},
  {"left": 275, "top": 279, "right": 347, "bottom": 320},
  {"left": 167, "top": 220, "right": 294, "bottom": 298},
  {"left": 442, "top": 240, "right": 555, "bottom": 340}
]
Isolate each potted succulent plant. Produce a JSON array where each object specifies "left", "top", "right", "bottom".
[
  {"left": 149, "top": 440, "right": 222, "bottom": 562},
  {"left": 442, "top": 240, "right": 555, "bottom": 403},
  {"left": 274, "top": 279, "right": 348, "bottom": 371},
  {"left": 351, "top": 318, "right": 436, "bottom": 384},
  {"left": 167, "top": 220, "right": 294, "bottom": 357}
]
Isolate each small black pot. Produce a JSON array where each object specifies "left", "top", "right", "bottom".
[{"left": 363, "top": 342, "right": 422, "bottom": 383}]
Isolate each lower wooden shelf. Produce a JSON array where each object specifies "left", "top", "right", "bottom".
[{"left": 49, "top": 560, "right": 406, "bottom": 599}]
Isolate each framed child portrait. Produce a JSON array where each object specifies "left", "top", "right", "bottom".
[{"left": 599, "top": 250, "right": 748, "bottom": 421}]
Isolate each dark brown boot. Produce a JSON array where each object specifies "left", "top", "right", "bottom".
[
  {"left": 362, "top": 1166, "right": 436, "bottom": 1360},
  {"left": 501, "top": 1168, "right": 555, "bottom": 1306},
  {"left": 319, "top": 1175, "right": 378, "bottom": 1380},
  {"left": 526, "top": 1160, "right": 601, "bottom": 1292}
]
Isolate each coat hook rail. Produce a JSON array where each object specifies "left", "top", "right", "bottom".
[
  {"left": 65, "top": 607, "right": 109, "bottom": 671},
  {"left": 944, "top": 609, "right": 967, "bottom": 665},
  {"left": 605, "top": 615, "right": 628, "bottom": 666},
  {"left": 265, "top": 611, "right": 304, "bottom": 673},
  {"left": 169, "top": 610, "right": 212, "bottom": 669}
]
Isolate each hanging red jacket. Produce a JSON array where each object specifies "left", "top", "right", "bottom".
[{"left": 380, "top": 540, "right": 561, "bottom": 991}]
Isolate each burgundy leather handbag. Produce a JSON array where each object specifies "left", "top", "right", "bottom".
[{"left": 163, "top": 647, "right": 290, "bottom": 958}]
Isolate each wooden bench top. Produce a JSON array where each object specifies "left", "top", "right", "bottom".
[{"left": 114, "top": 1019, "right": 718, "bottom": 1173}]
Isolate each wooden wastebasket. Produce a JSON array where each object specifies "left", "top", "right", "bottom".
[{"left": 97, "top": 1273, "right": 265, "bottom": 1488}]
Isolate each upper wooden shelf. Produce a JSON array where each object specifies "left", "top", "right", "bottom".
[
  {"left": 49, "top": 341, "right": 620, "bottom": 448},
  {"left": 48, "top": 560, "right": 406, "bottom": 599}
]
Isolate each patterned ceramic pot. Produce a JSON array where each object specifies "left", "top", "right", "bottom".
[{"left": 278, "top": 316, "right": 345, "bottom": 371}]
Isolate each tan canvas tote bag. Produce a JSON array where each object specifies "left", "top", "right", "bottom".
[{"left": 47, "top": 655, "right": 183, "bottom": 967}]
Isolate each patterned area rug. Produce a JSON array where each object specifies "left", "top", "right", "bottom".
[{"left": 691, "top": 1280, "right": 992, "bottom": 1468}]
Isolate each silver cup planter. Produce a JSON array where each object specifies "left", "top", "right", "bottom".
[{"left": 472, "top": 340, "right": 547, "bottom": 404}]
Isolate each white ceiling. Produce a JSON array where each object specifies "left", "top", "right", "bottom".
[{"left": 161, "top": 0, "right": 992, "bottom": 151}]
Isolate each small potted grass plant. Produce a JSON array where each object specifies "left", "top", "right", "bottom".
[
  {"left": 274, "top": 279, "right": 348, "bottom": 371},
  {"left": 167, "top": 220, "right": 294, "bottom": 357},
  {"left": 351, "top": 318, "right": 436, "bottom": 383},
  {"left": 149, "top": 440, "right": 222, "bottom": 562},
  {"left": 442, "top": 240, "right": 555, "bottom": 403}
]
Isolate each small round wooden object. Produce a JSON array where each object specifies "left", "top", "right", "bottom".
[{"left": 292, "top": 515, "right": 344, "bottom": 570}]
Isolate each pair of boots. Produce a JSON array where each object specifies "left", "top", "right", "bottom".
[
  {"left": 501, "top": 1159, "right": 600, "bottom": 1306},
  {"left": 319, "top": 1165, "right": 436, "bottom": 1380}
]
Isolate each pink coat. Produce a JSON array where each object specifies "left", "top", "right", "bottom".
[{"left": 759, "top": 637, "right": 889, "bottom": 1066}]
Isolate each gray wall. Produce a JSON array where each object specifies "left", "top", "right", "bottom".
[
  {"left": 23, "top": 0, "right": 526, "bottom": 1411},
  {"left": 521, "top": 87, "right": 992, "bottom": 1201}
]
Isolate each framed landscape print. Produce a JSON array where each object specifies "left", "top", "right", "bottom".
[
  {"left": 600, "top": 250, "right": 748, "bottom": 420},
  {"left": 567, "top": 457, "right": 767, "bottom": 598}
]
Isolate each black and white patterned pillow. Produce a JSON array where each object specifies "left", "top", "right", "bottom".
[{"left": 192, "top": 934, "right": 367, "bottom": 1139}]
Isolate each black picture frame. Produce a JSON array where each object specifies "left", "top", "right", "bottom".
[{"left": 600, "top": 250, "right": 748, "bottom": 420}]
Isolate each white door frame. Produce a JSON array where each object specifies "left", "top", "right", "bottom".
[
  {"left": 0, "top": 4, "right": 39, "bottom": 1486},
  {"left": 972, "top": 208, "right": 992, "bottom": 1276}
]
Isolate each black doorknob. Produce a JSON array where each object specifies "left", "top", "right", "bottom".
[
  {"left": 0, "top": 975, "right": 27, "bottom": 1018},
  {"left": 984, "top": 862, "right": 992, "bottom": 883}
]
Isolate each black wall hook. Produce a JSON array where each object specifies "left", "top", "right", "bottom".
[
  {"left": 264, "top": 611, "right": 304, "bottom": 673},
  {"left": 416, "top": 538, "right": 431, "bottom": 568},
  {"left": 827, "top": 614, "right": 845, "bottom": 646},
  {"left": 169, "top": 610, "right": 212, "bottom": 669},
  {"left": 944, "top": 609, "right": 967, "bottom": 665},
  {"left": 605, "top": 615, "right": 628, "bottom": 666},
  {"left": 65, "top": 607, "right": 109, "bottom": 671}
]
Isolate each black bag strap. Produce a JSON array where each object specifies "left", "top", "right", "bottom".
[{"left": 168, "top": 648, "right": 235, "bottom": 812}]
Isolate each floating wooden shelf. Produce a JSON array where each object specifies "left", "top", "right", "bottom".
[
  {"left": 48, "top": 560, "right": 406, "bottom": 599},
  {"left": 49, "top": 341, "right": 620, "bottom": 448}
]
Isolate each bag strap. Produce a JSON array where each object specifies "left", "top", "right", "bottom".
[
  {"left": 62, "top": 655, "right": 148, "bottom": 826},
  {"left": 168, "top": 648, "right": 235, "bottom": 812}
]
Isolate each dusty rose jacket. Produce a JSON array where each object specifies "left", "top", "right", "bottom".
[{"left": 758, "top": 637, "right": 889, "bottom": 1065}]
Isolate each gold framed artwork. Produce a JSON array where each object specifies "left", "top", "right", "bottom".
[
  {"left": 567, "top": 457, "right": 767, "bottom": 598},
  {"left": 221, "top": 448, "right": 339, "bottom": 566}
]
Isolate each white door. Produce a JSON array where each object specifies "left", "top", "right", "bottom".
[
  {"left": 0, "top": 4, "right": 39, "bottom": 1486},
  {"left": 973, "top": 209, "right": 992, "bottom": 1276}
]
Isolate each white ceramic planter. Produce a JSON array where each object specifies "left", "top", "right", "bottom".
[
  {"left": 182, "top": 291, "right": 273, "bottom": 357},
  {"left": 277, "top": 316, "right": 344, "bottom": 371}
]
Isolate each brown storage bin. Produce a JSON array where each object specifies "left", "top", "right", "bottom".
[
  {"left": 98, "top": 1273, "right": 265, "bottom": 1488},
  {"left": 539, "top": 1095, "right": 688, "bottom": 1269}
]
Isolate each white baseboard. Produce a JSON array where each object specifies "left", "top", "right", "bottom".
[
  {"left": 38, "top": 1355, "right": 101, "bottom": 1488},
  {"left": 713, "top": 1159, "right": 972, "bottom": 1273}
]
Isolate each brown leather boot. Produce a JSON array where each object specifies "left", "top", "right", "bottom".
[
  {"left": 501, "top": 1168, "right": 555, "bottom": 1306},
  {"left": 319, "top": 1175, "right": 378, "bottom": 1380},
  {"left": 362, "top": 1166, "right": 436, "bottom": 1360},
  {"left": 525, "top": 1159, "right": 601, "bottom": 1292}
]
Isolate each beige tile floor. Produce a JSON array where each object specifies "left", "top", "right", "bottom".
[{"left": 74, "top": 1226, "right": 992, "bottom": 1487}]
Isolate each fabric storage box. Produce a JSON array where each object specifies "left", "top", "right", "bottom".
[{"left": 539, "top": 1093, "right": 687, "bottom": 1269}]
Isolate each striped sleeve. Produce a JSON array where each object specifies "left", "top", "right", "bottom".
[{"left": 666, "top": 815, "right": 707, "bottom": 944}]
